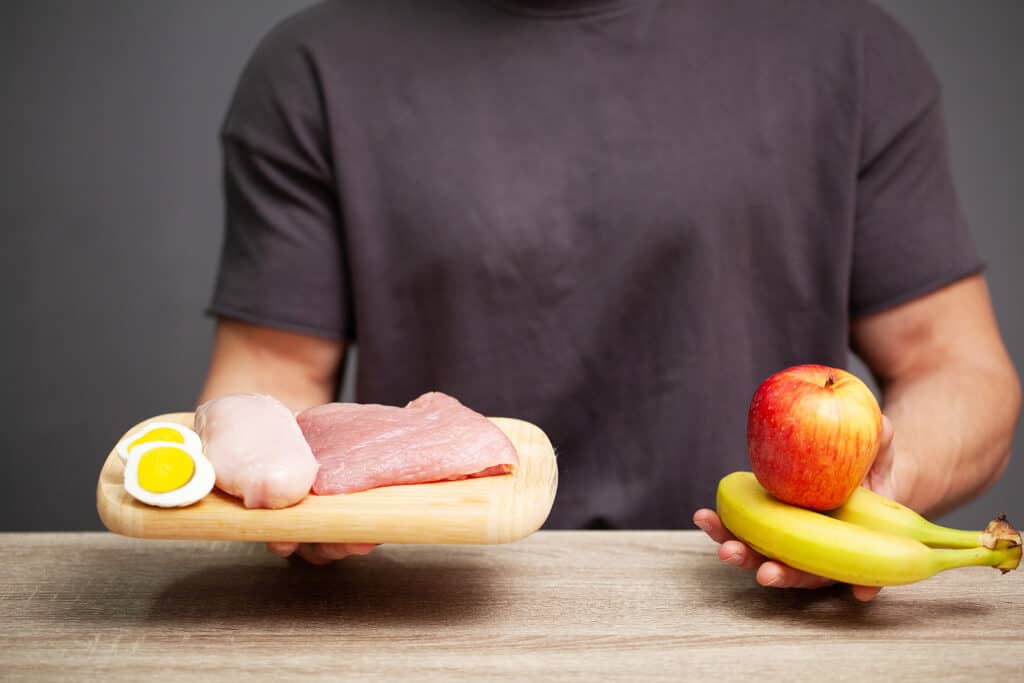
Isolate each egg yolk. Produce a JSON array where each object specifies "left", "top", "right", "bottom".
[
  {"left": 137, "top": 446, "right": 195, "bottom": 493},
  {"left": 129, "top": 427, "right": 186, "bottom": 452}
]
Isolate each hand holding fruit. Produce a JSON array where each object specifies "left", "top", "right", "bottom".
[
  {"left": 695, "top": 364, "right": 1020, "bottom": 600},
  {"left": 693, "top": 410, "right": 896, "bottom": 601}
]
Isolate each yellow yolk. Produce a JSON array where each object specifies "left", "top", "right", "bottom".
[
  {"left": 128, "top": 427, "right": 186, "bottom": 452},
  {"left": 137, "top": 446, "right": 195, "bottom": 493}
]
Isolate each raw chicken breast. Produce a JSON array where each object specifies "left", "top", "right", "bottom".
[
  {"left": 194, "top": 394, "right": 319, "bottom": 509},
  {"left": 298, "top": 392, "right": 519, "bottom": 495}
]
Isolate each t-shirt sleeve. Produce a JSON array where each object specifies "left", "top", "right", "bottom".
[
  {"left": 208, "top": 18, "right": 351, "bottom": 339},
  {"left": 848, "top": 6, "right": 983, "bottom": 318}
]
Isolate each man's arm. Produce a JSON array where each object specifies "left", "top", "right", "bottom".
[
  {"left": 851, "top": 273, "right": 1021, "bottom": 518},
  {"left": 695, "top": 273, "right": 1020, "bottom": 600},
  {"left": 197, "top": 318, "right": 374, "bottom": 563},
  {"left": 198, "top": 318, "right": 345, "bottom": 412}
]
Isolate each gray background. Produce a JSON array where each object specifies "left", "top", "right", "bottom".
[{"left": 2, "top": 1, "right": 1021, "bottom": 531}]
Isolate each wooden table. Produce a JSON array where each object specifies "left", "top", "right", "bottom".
[{"left": 1, "top": 531, "right": 1020, "bottom": 681}]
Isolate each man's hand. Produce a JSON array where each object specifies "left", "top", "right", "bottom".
[
  {"left": 267, "top": 542, "right": 377, "bottom": 565},
  {"left": 199, "top": 319, "right": 380, "bottom": 564},
  {"left": 692, "top": 415, "right": 895, "bottom": 602}
]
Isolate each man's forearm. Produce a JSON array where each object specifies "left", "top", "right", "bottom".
[
  {"left": 197, "top": 359, "right": 337, "bottom": 413},
  {"left": 882, "top": 361, "right": 1020, "bottom": 518},
  {"left": 197, "top": 319, "right": 345, "bottom": 413}
]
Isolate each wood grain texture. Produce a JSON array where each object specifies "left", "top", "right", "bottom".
[
  {"left": 97, "top": 412, "right": 558, "bottom": 544},
  {"left": 1, "top": 531, "right": 1021, "bottom": 682}
]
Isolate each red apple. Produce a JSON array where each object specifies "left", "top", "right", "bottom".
[{"left": 747, "top": 364, "right": 882, "bottom": 510}]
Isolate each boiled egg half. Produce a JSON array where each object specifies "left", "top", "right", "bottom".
[
  {"left": 123, "top": 441, "right": 216, "bottom": 508},
  {"left": 115, "top": 421, "right": 202, "bottom": 462}
]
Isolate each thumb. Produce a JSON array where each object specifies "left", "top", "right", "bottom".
[
  {"left": 864, "top": 414, "right": 896, "bottom": 499},
  {"left": 878, "top": 413, "right": 894, "bottom": 452}
]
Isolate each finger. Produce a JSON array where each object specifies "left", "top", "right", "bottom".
[
  {"left": 316, "top": 543, "right": 375, "bottom": 561},
  {"left": 267, "top": 542, "right": 299, "bottom": 558},
  {"left": 342, "top": 543, "right": 378, "bottom": 556},
  {"left": 864, "top": 415, "right": 897, "bottom": 498},
  {"left": 851, "top": 585, "right": 883, "bottom": 602},
  {"left": 295, "top": 543, "right": 334, "bottom": 565},
  {"left": 718, "top": 539, "right": 766, "bottom": 570},
  {"left": 880, "top": 413, "right": 894, "bottom": 449},
  {"left": 293, "top": 543, "right": 378, "bottom": 564},
  {"left": 693, "top": 509, "right": 738, "bottom": 544},
  {"left": 756, "top": 561, "right": 835, "bottom": 589}
]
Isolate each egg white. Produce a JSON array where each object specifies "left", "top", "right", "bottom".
[
  {"left": 123, "top": 441, "right": 216, "bottom": 508},
  {"left": 115, "top": 421, "right": 202, "bottom": 462}
]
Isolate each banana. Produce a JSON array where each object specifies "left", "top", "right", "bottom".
[
  {"left": 827, "top": 485, "right": 1022, "bottom": 550},
  {"left": 716, "top": 471, "right": 1021, "bottom": 587}
]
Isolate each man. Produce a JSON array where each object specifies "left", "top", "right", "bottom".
[{"left": 198, "top": 0, "right": 1021, "bottom": 598}]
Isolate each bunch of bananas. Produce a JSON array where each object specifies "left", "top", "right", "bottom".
[{"left": 717, "top": 471, "right": 1021, "bottom": 586}]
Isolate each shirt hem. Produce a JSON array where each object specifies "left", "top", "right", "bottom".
[
  {"left": 481, "top": 0, "right": 638, "bottom": 21},
  {"left": 205, "top": 302, "right": 346, "bottom": 341},
  {"left": 849, "top": 262, "right": 986, "bottom": 319}
]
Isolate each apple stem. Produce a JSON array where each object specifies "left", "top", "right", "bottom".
[{"left": 825, "top": 374, "right": 835, "bottom": 388}]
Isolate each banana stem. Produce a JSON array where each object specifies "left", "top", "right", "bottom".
[
  {"left": 931, "top": 545, "right": 1022, "bottom": 574},
  {"left": 917, "top": 525, "right": 986, "bottom": 549},
  {"left": 981, "top": 514, "right": 1022, "bottom": 551},
  {"left": 919, "top": 514, "right": 1021, "bottom": 550}
]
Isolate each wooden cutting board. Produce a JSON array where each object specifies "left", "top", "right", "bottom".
[{"left": 97, "top": 412, "right": 558, "bottom": 545}]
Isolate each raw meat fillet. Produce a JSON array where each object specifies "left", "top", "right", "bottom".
[
  {"left": 297, "top": 392, "right": 519, "bottom": 495},
  {"left": 194, "top": 393, "right": 319, "bottom": 509}
]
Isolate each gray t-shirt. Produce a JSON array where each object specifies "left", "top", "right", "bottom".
[{"left": 210, "top": 0, "right": 981, "bottom": 529}]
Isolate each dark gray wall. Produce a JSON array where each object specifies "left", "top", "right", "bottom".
[
  {"left": 2, "top": 0, "right": 317, "bottom": 531},
  {"left": 848, "top": 0, "right": 1024, "bottom": 529},
  {"left": 2, "top": 1, "right": 1021, "bottom": 532}
]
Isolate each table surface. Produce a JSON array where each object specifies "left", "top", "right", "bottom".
[{"left": 1, "top": 531, "right": 1021, "bottom": 681}]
